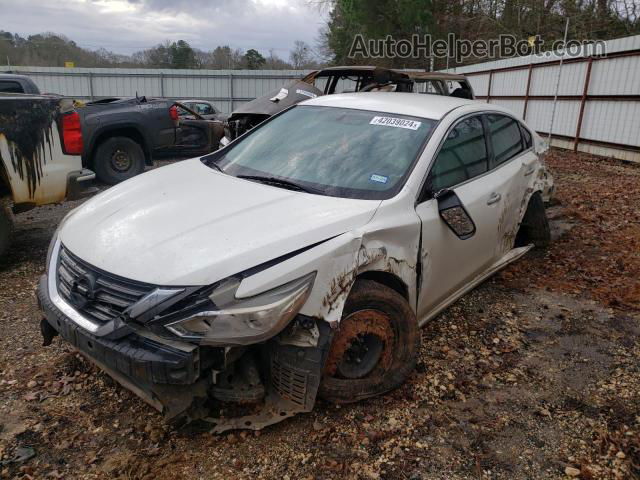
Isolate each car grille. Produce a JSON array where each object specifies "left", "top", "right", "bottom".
[{"left": 56, "top": 245, "right": 155, "bottom": 324}]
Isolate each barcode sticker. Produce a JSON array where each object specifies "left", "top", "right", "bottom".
[{"left": 370, "top": 116, "right": 421, "bottom": 130}]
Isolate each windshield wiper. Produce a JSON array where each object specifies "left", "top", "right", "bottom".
[{"left": 237, "top": 175, "right": 322, "bottom": 194}]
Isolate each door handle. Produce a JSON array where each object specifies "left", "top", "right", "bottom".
[
  {"left": 523, "top": 165, "right": 535, "bottom": 176},
  {"left": 487, "top": 192, "right": 502, "bottom": 205}
]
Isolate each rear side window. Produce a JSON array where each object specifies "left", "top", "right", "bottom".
[
  {"left": 430, "top": 116, "right": 489, "bottom": 191},
  {"left": 520, "top": 124, "right": 533, "bottom": 149},
  {"left": 0, "top": 80, "right": 23, "bottom": 93},
  {"left": 196, "top": 103, "right": 213, "bottom": 115},
  {"left": 487, "top": 114, "right": 524, "bottom": 165}
]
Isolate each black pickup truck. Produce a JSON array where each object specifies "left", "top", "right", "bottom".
[
  {"left": 78, "top": 96, "right": 223, "bottom": 184},
  {"left": 0, "top": 73, "right": 41, "bottom": 94}
]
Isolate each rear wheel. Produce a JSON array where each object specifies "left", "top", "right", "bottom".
[
  {"left": 0, "top": 197, "right": 14, "bottom": 258},
  {"left": 319, "top": 280, "right": 420, "bottom": 403},
  {"left": 93, "top": 136, "right": 145, "bottom": 185}
]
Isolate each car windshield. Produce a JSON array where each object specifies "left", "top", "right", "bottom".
[{"left": 205, "top": 105, "right": 437, "bottom": 200}]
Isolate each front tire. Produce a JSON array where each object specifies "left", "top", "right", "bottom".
[
  {"left": 93, "top": 136, "right": 145, "bottom": 185},
  {"left": 0, "top": 197, "right": 14, "bottom": 258},
  {"left": 319, "top": 280, "right": 420, "bottom": 403}
]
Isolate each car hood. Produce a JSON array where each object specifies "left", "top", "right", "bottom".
[{"left": 59, "top": 159, "right": 380, "bottom": 286}]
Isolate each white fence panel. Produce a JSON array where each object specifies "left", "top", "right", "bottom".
[{"left": 443, "top": 33, "right": 640, "bottom": 162}]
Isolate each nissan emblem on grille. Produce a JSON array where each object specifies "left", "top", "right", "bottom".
[
  {"left": 69, "top": 272, "right": 98, "bottom": 310},
  {"left": 57, "top": 245, "right": 155, "bottom": 324}
]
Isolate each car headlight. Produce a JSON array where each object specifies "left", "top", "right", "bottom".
[{"left": 165, "top": 272, "right": 316, "bottom": 346}]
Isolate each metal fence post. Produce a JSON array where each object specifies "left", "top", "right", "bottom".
[
  {"left": 522, "top": 63, "right": 533, "bottom": 120},
  {"left": 88, "top": 71, "right": 94, "bottom": 101},
  {"left": 228, "top": 72, "right": 234, "bottom": 113},
  {"left": 160, "top": 72, "right": 165, "bottom": 98},
  {"left": 486, "top": 70, "right": 493, "bottom": 103},
  {"left": 573, "top": 57, "right": 594, "bottom": 152}
]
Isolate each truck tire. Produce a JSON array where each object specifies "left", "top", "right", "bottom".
[
  {"left": 319, "top": 280, "right": 420, "bottom": 403},
  {"left": 0, "top": 197, "right": 14, "bottom": 258},
  {"left": 93, "top": 136, "right": 145, "bottom": 185}
]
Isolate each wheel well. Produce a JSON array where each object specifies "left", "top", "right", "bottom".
[
  {"left": 515, "top": 190, "right": 548, "bottom": 247},
  {"left": 91, "top": 128, "right": 151, "bottom": 166},
  {"left": 0, "top": 163, "right": 12, "bottom": 198},
  {"left": 355, "top": 271, "right": 409, "bottom": 301}
]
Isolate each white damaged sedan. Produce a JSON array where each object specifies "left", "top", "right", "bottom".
[{"left": 38, "top": 92, "right": 554, "bottom": 432}]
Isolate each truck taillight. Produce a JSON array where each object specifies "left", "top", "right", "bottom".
[
  {"left": 169, "top": 105, "right": 179, "bottom": 121},
  {"left": 61, "top": 111, "right": 83, "bottom": 155}
]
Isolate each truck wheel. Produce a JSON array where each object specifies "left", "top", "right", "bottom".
[
  {"left": 0, "top": 197, "right": 14, "bottom": 258},
  {"left": 94, "top": 136, "right": 145, "bottom": 185},
  {"left": 319, "top": 280, "right": 420, "bottom": 403}
]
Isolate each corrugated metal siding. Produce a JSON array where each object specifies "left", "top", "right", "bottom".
[
  {"left": 489, "top": 98, "right": 526, "bottom": 117},
  {"left": 467, "top": 74, "right": 490, "bottom": 96},
  {"left": 491, "top": 69, "right": 529, "bottom": 96},
  {"left": 526, "top": 100, "right": 581, "bottom": 136},
  {"left": 529, "top": 62, "right": 587, "bottom": 96},
  {"left": 440, "top": 33, "right": 640, "bottom": 160},
  {"left": 0, "top": 66, "right": 311, "bottom": 113},
  {"left": 581, "top": 101, "right": 640, "bottom": 146},
  {"left": 589, "top": 56, "right": 640, "bottom": 95}
]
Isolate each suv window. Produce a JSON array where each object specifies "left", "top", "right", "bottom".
[
  {"left": 430, "top": 116, "right": 489, "bottom": 191},
  {"left": 487, "top": 114, "right": 524, "bottom": 165},
  {"left": 0, "top": 80, "right": 23, "bottom": 93}
]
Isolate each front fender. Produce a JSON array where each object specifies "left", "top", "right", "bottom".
[{"left": 236, "top": 210, "right": 421, "bottom": 325}]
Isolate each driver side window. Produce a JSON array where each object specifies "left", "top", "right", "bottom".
[{"left": 429, "top": 116, "right": 489, "bottom": 192}]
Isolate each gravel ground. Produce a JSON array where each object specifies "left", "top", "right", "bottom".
[{"left": 0, "top": 151, "right": 638, "bottom": 479}]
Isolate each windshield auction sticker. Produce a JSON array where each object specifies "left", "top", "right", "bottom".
[{"left": 370, "top": 116, "right": 422, "bottom": 130}]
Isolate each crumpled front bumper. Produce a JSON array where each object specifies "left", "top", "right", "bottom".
[
  {"left": 36, "top": 274, "right": 207, "bottom": 418},
  {"left": 36, "top": 273, "right": 332, "bottom": 431}
]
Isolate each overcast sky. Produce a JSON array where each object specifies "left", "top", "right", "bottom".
[{"left": 0, "top": 0, "right": 328, "bottom": 58}]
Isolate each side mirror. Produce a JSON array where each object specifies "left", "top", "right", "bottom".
[{"left": 435, "top": 189, "right": 476, "bottom": 240}]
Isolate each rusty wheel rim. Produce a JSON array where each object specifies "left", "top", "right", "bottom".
[
  {"left": 324, "top": 309, "right": 395, "bottom": 379},
  {"left": 111, "top": 149, "right": 132, "bottom": 172}
]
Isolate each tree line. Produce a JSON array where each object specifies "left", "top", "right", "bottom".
[
  {"left": 319, "top": 0, "right": 640, "bottom": 68},
  {"left": 0, "top": 32, "right": 322, "bottom": 70},
  {"left": 2, "top": 0, "right": 639, "bottom": 71}
]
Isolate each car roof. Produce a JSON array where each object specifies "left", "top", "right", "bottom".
[
  {"left": 180, "top": 99, "right": 212, "bottom": 103},
  {"left": 403, "top": 72, "right": 469, "bottom": 82},
  {"left": 300, "top": 92, "right": 479, "bottom": 120},
  {"left": 0, "top": 73, "right": 33, "bottom": 80}
]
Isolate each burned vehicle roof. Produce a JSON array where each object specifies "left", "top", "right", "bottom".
[
  {"left": 402, "top": 71, "right": 471, "bottom": 82},
  {"left": 231, "top": 80, "right": 322, "bottom": 117},
  {"left": 226, "top": 66, "right": 415, "bottom": 139}
]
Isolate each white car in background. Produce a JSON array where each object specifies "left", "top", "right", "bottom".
[{"left": 37, "top": 93, "right": 554, "bottom": 432}]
